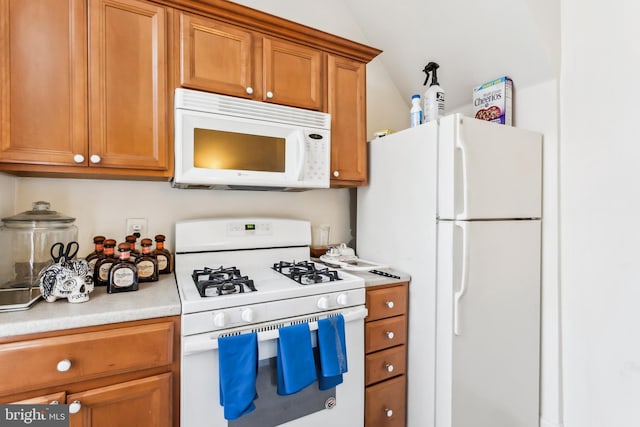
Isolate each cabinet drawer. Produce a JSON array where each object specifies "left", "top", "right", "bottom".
[
  {"left": 0, "top": 322, "right": 174, "bottom": 395},
  {"left": 365, "top": 375, "right": 406, "bottom": 427},
  {"left": 365, "top": 345, "right": 406, "bottom": 386},
  {"left": 365, "top": 316, "right": 407, "bottom": 353},
  {"left": 366, "top": 285, "right": 408, "bottom": 321}
]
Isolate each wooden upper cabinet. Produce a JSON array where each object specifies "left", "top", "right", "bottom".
[
  {"left": 0, "top": 0, "right": 87, "bottom": 166},
  {"left": 327, "top": 55, "right": 367, "bottom": 185},
  {"left": 88, "top": 0, "right": 169, "bottom": 171},
  {"left": 179, "top": 12, "right": 254, "bottom": 98},
  {"left": 262, "top": 37, "right": 324, "bottom": 110},
  {"left": 177, "top": 12, "right": 323, "bottom": 111}
]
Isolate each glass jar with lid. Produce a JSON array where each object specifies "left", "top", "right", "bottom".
[{"left": 0, "top": 201, "right": 78, "bottom": 291}]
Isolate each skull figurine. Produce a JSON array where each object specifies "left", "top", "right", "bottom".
[{"left": 39, "top": 259, "right": 94, "bottom": 303}]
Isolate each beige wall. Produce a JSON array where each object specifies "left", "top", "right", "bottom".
[
  {"left": 14, "top": 178, "right": 353, "bottom": 255},
  {"left": 0, "top": 173, "right": 16, "bottom": 218}
]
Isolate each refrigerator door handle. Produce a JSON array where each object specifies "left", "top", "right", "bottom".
[
  {"left": 454, "top": 221, "right": 469, "bottom": 336},
  {"left": 455, "top": 135, "right": 469, "bottom": 219}
]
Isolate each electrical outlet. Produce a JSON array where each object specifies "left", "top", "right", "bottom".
[{"left": 126, "top": 218, "right": 148, "bottom": 239}]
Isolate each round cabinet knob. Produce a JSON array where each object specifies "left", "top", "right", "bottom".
[
  {"left": 56, "top": 359, "right": 72, "bottom": 372},
  {"left": 266, "top": 91, "right": 274, "bottom": 99},
  {"left": 384, "top": 408, "right": 393, "bottom": 418},
  {"left": 385, "top": 301, "right": 395, "bottom": 309},
  {"left": 385, "top": 363, "right": 395, "bottom": 373},
  {"left": 385, "top": 331, "right": 395, "bottom": 340},
  {"left": 333, "top": 170, "right": 340, "bottom": 178},
  {"left": 89, "top": 154, "right": 101, "bottom": 164},
  {"left": 73, "top": 154, "right": 84, "bottom": 163},
  {"left": 317, "top": 296, "right": 329, "bottom": 310},
  {"left": 213, "top": 312, "right": 227, "bottom": 328},
  {"left": 246, "top": 87, "right": 254, "bottom": 95},
  {"left": 69, "top": 401, "right": 82, "bottom": 414},
  {"left": 241, "top": 309, "right": 255, "bottom": 323},
  {"left": 336, "top": 293, "right": 348, "bottom": 306}
]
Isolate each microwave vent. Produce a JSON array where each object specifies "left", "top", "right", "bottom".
[{"left": 175, "top": 88, "right": 330, "bottom": 130}]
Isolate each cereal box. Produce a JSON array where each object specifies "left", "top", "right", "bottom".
[{"left": 473, "top": 76, "right": 513, "bottom": 125}]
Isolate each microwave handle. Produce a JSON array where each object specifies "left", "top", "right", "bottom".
[{"left": 296, "top": 133, "right": 306, "bottom": 180}]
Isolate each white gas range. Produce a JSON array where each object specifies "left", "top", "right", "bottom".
[{"left": 174, "top": 217, "right": 367, "bottom": 427}]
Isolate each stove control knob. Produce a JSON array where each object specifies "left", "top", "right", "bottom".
[
  {"left": 213, "top": 312, "right": 227, "bottom": 328},
  {"left": 241, "top": 309, "right": 255, "bottom": 323},
  {"left": 317, "top": 296, "right": 329, "bottom": 310},
  {"left": 336, "top": 293, "right": 348, "bottom": 306}
]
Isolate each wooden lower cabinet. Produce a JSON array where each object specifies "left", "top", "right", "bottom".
[
  {"left": 0, "top": 317, "right": 179, "bottom": 427},
  {"left": 365, "top": 376, "right": 407, "bottom": 427},
  {"left": 365, "top": 283, "right": 408, "bottom": 427},
  {"left": 68, "top": 373, "right": 172, "bottom": 427}
]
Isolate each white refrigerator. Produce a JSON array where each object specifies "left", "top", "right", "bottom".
[{"left": 356, "top": 114, "right": 542, "bottom": 427}]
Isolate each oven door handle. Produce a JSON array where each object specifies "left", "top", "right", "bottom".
[{"left": 183, "top": 305, "right": 368, "bottom": 356}]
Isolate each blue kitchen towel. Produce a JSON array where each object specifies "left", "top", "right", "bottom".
[
  {"left": 276, "top": 322, "right": 317, "bottom": 395},
  {"left": 218, "top": 332, "right": 258, "bottom": 420},
  {"left": 316, "top": 314, "right": 348, "bottom": 390}
]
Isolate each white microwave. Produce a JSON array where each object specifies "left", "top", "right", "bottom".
[{"left": 173, "top": 88, "right": 331, "bottom": 191}]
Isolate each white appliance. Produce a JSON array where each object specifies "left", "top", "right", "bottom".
[
  {"left": 173, "top": 88, "right": 331, "bottom": 191},
  {"left": 357, "top": 114, "right": 542, "bottom": 427},
  {"left": 175, "top": 218, "right": 367, "bottom": 427}
]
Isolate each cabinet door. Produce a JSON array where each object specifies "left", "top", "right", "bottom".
[
  {"left": 88, "top": 0, "right": 169, "bottom": 171},
  {"left": 178, "top": 12, "right": 255, "bottom": 99},
  {"left": 68, "top": 373, "right": 172, "bottom": 427},
  {"left": 365, "top": 375, "right": 406, "bottom": 427},
  {"left": 263, "top": 37, "right": 323, "bottom": 110},
  {"left": 0, "top": 0, "right": 87, "bottom": 165},
  {"left": 327, "top": 55, "right": 367, "bottom": 186}
]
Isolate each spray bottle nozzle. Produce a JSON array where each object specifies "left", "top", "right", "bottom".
[{"left": 422, "top": 62, "right": 440, "bottom": 86}]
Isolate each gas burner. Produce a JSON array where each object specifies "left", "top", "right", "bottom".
[
  {"left": 272, "top": 261, "right": 342, "bottom": 285},
  {"left": 192, "top": 266, "right": 257, "bottom": 297}
]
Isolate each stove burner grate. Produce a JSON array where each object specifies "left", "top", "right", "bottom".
[
  {"left": 272, "top": 260, "right": 341, "bottom": 285},
  {"left": 192, "top": 266, "right": 257, "bottom": 297}
]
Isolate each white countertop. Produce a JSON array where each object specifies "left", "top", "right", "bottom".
[
  {"left": 311, "top": 258, "right": 411, "bottom": 287},
  {"left": 0, "top": 275, "right": 181, "bottom": 338},
  {"left": 347, "top": 267, "right": 411, "bottom": 287}
]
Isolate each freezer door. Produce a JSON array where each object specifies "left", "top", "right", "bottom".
[
  {"left": 436, "top": 220, "right": 540, "bottom": 427},
  {"left": 438, "top": 114, "right": 542, "bottom": 220}
]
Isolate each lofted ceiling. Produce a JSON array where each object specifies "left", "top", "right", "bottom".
[{"left": 232, "top": 0, "right": 560, "bottom": 111}]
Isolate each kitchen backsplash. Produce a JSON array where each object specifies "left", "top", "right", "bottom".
[{"left": 3, "top": 175, "right": 353, "bottom": 256}]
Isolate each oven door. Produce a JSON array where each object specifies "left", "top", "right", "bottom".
[{"left": 181, "top": 306, "right": 367, "bottom": 427}]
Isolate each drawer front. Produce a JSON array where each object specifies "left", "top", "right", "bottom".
[
  {"left": 0, "top": 322, "right": 174, "bottom": 396},
  {"left": 365, "top": 315, "right": 407, "bottom": 353},
  {"left": 365, "top": 345, "right": 406, "bottom": 386},
  {"left": 365, "top": 375, "right": 406, "bottom": 427},
  {"left": 366, "top": 285, "right": 408, "bottom": 321}
]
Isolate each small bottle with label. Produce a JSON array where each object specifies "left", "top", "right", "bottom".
[
  {"left": 94, "top": 239, "right": 117, "bottom": 287},
  {"left": 152, "top": 234, "right": 172, "bottom": 274},
  {"left": 410, "top": 94, "right": 423, "bottom": 127},
  {"left": 108, "top": 243, "right": 139, "bottom": 293},
  {"left": 125, "top": 235, "right": 140, "bottom": 261},
  {"left": 85, "top": 235, "right": 106, "bottom": 275},
  {"left": 136, "top": 238, "right": 158, "bottom": 282}
]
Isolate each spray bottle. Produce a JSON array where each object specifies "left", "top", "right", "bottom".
[{"left": 422, "top": 62, "right": 445, "bottom": 123}]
